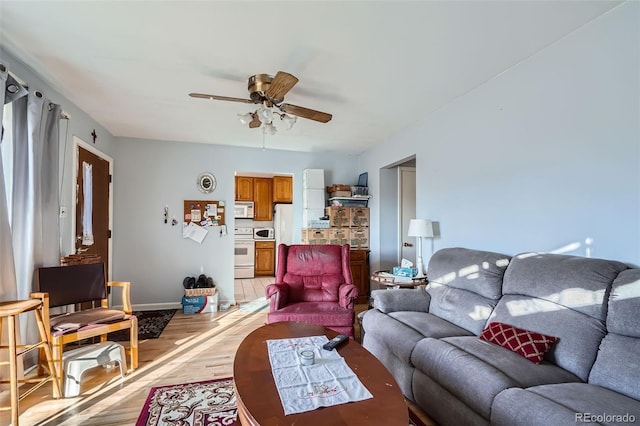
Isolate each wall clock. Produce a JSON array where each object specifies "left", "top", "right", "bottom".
[{"left": 197, "top": 172, "right": 216, "bottom": 193}]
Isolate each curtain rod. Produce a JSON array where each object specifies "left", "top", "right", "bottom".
[{"left": 2, "top": 62, "right": 69, "bottom": 120}]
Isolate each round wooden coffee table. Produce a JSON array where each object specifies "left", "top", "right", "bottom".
[{"left": 233, "top": 321, "right": 408, "bottom": 425}]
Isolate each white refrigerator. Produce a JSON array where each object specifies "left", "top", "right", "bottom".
[{"left": 273, "top": 204, "right": 294, "bottom": 270}]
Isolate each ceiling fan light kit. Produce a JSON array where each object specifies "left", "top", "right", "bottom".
[
  {"left": 190, "top": 70, "right": 332, "bottom": 135},
  {"left": 238, "top": 112, "right": 253, "bottom": 125},
  {"left": 257, "top": 105, "right": 274, "bottom": 124}
]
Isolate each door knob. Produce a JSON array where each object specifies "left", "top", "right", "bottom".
[{"left": 403, "top": 242, "right": 413, "bottom": 247}]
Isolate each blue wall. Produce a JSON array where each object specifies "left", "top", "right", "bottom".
[
  {"left": 362, "top": 3, "right": 639, "bottom": 267},
  {"left": 3, "top": 2, "right": 638, "bottom": 307},
  {"left": 113, "top": 137, "right": 358, "bottom": 306}
]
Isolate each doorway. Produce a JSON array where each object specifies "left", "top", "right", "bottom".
[
  {"left": 233, "top": 170, "right": 294, "bottom": 304},
  {"left": 398, "top": 166, "right": 417, "bottom": 265},
  {"left": 377, "top": 157, "right": 416, "bottom": 275},
  {"left": 73, "top": 137, "right": 112, "bottom": 278}
]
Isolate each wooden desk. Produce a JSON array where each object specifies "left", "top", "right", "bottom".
[{"left": 233, "top": 321, "right": 408, "bottom": 425}]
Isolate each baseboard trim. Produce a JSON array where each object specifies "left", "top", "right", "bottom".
[
  {"left": 115, "top": 301, "right": 236, "bottom": 311},
  {"left": 112, "top": 302, "right": 182, "bottom": 311}
]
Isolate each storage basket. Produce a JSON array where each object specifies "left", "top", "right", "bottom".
[
  {"left": 184, "top": 287, "right": 217, "bottom": 297},
  {"left": 327, "top": 184, "right": 351, "bottom": 192}
]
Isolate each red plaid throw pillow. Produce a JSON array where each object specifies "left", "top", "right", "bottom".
[{"left": 479, "top": 322, "right": 558, "bottom": 364}]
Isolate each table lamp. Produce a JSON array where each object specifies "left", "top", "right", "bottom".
[{"left": 408, "top": 219, "right": 434, "bottom": 278}]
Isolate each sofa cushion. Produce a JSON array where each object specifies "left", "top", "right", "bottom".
[
  {"left": 490, "top": 294, "right": 605, "bottom": 381},
  {"left": 426, "top": 248, "right": 510, "bottom": 335},
  {"left": 361, "top": 309, "right": 426, "bottom": 363},
  {"left": 589, "top": 334, "right": 640, "bottom": 401},
  {"left": 587, "top": 269, "right": 640, "bottom": 401},
  {"left": 389, "top": 311, "right": 474, "bottom": 340},
  {"left": 491, "top": 383, "right": 640, "bottom": 426},
  {"left": 479, "top": 321, "right": 558, "bottom": 364},
  {"left": 361, "top": 309, "right": 425, "bottom": 400},
  {"left": 371, "top": 288, "right": 430, "bottom": 314},
  {"left": 495, "top": 252, "right": 626, "bottom": 379},
  {"left": 427, "top": 247, "right": 510, "bottom": 299},
  {"left": 503, "top": 252, "right": 628, "bottom": 321},
  {"left": 428, "top": 284, "right": 501, "bottom": 336},
  {"left": 410, "top": 336, "right": 580, "bottom": 419},
  {"left": 606, "top": 269, "right": 640, "bottom": 338},
  {"left": 412, "top": 370, "right": 488, "bottom": 426}
]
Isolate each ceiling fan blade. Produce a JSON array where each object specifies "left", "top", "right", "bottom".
[
  {"left": 280, "top": 103, "right": 332, "bottom": 123},
  {"left": 189, "top": 93, "right": 254, "bottom": 104},
  {"left": 249, "top": 114, "right": 261, "bottom": 128},
  {"left": 266, "top": 72, "right": 299, "bottom": 101}
]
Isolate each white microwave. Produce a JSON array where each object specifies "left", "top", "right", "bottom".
[
  {"left": 234, "top": 201, "right": 254, "bottom": 219},
  {"left": 254, "top": 227, "right": 274, "bottom": 240}
]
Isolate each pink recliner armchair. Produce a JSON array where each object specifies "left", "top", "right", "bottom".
[{"left": 265, "top": 244, "right": 359, "bottom": 338}]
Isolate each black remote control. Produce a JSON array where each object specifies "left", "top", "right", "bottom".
[{"left": 322, "top": 334, "right": 349, "bottom": 351}]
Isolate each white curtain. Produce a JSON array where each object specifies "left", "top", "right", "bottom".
[
  {"left": 0, "top": 65, "right": 25, "bottom": 301},
  {"left": 0, "top": 62, "right": 61, "bottom": 365},
  {"left": 0, "top": 65, "right": 25, "bottom": 386},
  {"left": 82, "top": 161, "right": 94, "bottom": 245}
]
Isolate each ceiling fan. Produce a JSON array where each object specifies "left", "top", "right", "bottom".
[{"left": 189, "top": 71, "right": 332, "bottom": 132}]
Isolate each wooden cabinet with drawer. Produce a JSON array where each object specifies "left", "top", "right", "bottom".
[{"left": 350, "top": 249, "right": 370, "bottom": 304}]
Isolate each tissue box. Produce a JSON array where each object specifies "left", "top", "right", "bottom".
[
  {"left": 393, "top": 266, "right": 418, "bottom": 278},
  {"left": 182, "top": 294, "right": 218, "bottom": 314}
]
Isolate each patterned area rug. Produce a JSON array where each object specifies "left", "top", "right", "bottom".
[
  {"left": 136, "top": 378, "right": 237, "bottom": 426},
  {"left": 135, "top": 377, "right": 427, "bottom": 426},
  {"left": 110, "top": 309, "right": 177, "bottom": 341}
]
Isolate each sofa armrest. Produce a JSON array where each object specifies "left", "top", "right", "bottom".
[
  {"left": 339, "top": 284, "right": 359, "bottom": 309},
  {"left": 265, "top": 283, "right": 289, "bottom": 311},
  {"left": 107, "top": 281, "right": 132, "bottom": 314},
  {"left": 371, "top": 288, "right": 430, "bottom": 314}
]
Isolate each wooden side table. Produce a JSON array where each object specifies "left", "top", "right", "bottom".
[{"left": 370, "top": 270, "right": 428, "bottom": 289}]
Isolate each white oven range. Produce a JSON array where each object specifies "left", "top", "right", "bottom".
[{"left": 234, "top": 227, "right": 255, "bottom": 278}]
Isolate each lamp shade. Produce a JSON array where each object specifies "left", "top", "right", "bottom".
[{"left": 408, "top": 219, "right": 434, "bottom": 238}]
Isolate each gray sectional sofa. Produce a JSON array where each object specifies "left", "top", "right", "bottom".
[{"left": 362, "top": 247, "right": 640, "bottom": 425}]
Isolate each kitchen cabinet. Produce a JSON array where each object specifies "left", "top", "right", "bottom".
[
  {"left": 235, "top": 176, "right": 254, "bottom": 201},
  {"left": 350, "top": 249, "right": 370, "bottom": 304},
  {"left": 253, "top": 177, "right": 273, "bottom": 221},
  {"left": 255, "top": 241, "right": 276, "bottom": 276},
  {"left": 272, "top": 176, "right": 293, "bottom": 203}
]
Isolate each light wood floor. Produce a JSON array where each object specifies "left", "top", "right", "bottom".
[
  {"left": 234, "top": 276, "right": 274, "bottom": 303},
  {"left": 2, "top": 278, "right": 435, "bottom": 426}
]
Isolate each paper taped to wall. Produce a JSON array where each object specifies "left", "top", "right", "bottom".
[{"left": 183, "top": 222, "right": 208, "bottom": 243}]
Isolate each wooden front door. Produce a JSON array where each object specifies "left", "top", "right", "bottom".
[{"left": 75, "top": 143, "right": 111, "bottom": 277}]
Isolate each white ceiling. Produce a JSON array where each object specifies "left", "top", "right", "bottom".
[{"left": 0, "top": 1, "right": 619, "bottom": 153}]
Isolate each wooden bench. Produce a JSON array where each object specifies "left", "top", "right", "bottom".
[{"left": 32, "top": 262, "right": 138, "bottom": 397}]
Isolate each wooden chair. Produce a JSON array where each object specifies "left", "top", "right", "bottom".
[
  {"left": 31, "top": 262, "right": 138, "bottom": 396},
  {"left": 0, "top": 299, "right": 62, "bottom": 424}
]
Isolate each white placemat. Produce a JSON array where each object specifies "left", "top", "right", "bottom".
[{"left": 266, "top": 335, "right": 373, "bottom": 415}]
